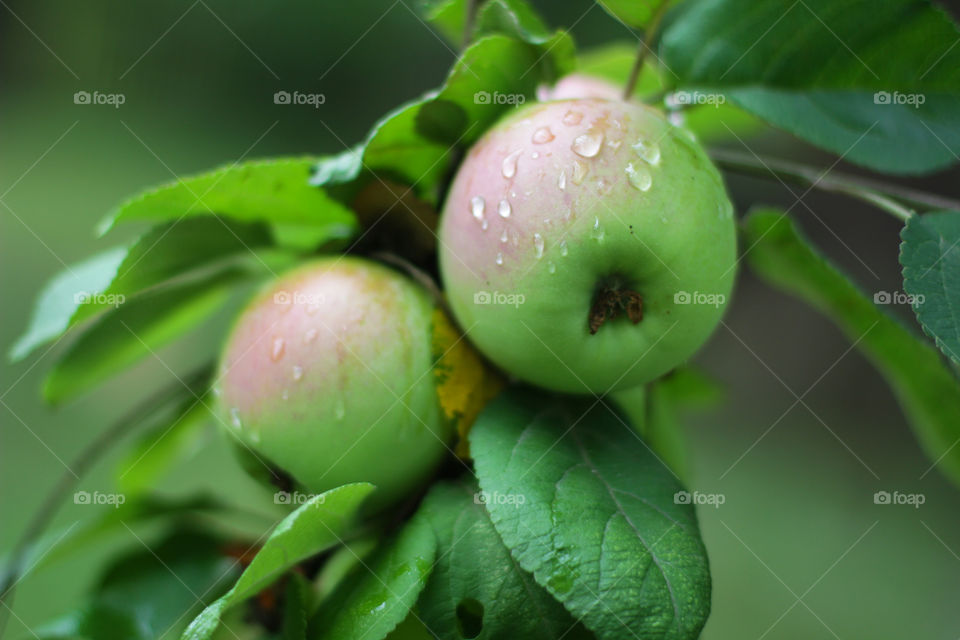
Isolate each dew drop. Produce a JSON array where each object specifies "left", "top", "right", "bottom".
[
  {"left": 547, "top": 261, "right": 556, "bottom": 274},
  {"left": 559, "top": 240, "right": 569, "bottom": 257},
  {"left": 496, "top": 252, "right": 504, "bottom": 266},
  {"left": 632, "top": 139, "right": 661, "bottom": 165},
  {"left": 500, "top": 228, "right": 509, "bottom": 243},
  {"left": 532, "top": 126, "right": 555, "bottom": 144},
  {"left": 282, "top": 389, "right": 290, "bottom": 400},
  {"left": 498, "top": 199, "right": 511, "bottom": 218},
  {"left": 502, "top": 150, "right": 522, "bottom": 178},
  {"left": 470, "top": 196, "right": 486, "bottom": 223},
  {"left": 304, "top": 328, "right": 317, "bottom": 343},
  {"left": 531, "top": 152, "right": 540, "bottom": 159},
  {"left": 592, "top": 216, "right": 605, "bottom": 241},
  {"left": 292, "top": 365, "right": 303, "bottom": 381},
  {"left": 625, "top": 162, "right": 652, "bottom": 191},
  {"left": 571, "top": 160, "right": 588, "bottom": 185},
  {"left": 562, "top": 110, "right": 583, "bottom": 126},
  {"left": 481, "top": 219, "right": 488, "bottom": 231},
  {"left": 229, "top": 407, "right": 242, "bottom": 429},
  {"left": 249, "top": 430, "right": 261, "bottom": 444},
  {"left": 271, "top": 337, "right": 286, "bottom": 361},
  {"left": 558, "top": 169, "right": 566, "bottom": 191},
  {"left": 533, "top": 233, "right": 545, "bottom": 259},
  {"left": 572, "top": 128, "right": 604, "bottom": 158}
]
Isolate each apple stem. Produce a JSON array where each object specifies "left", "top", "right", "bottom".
[
  {"left": 708, "top": 148, "right": 955, "bottom": 222},
  {"left": 589, "top": 285, "right": 643, "bottom": 335},
  {"left": 0, "top": 365, "right": 212, "bottom": 637},
  {"left": 622, "top": 3, "right": 670, "bottom": 100}
]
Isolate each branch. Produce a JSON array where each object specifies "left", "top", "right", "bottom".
[
  {"left": 623, "top": 3, "right": 670, "bottom": 100},
  {"left": 710, "top": 148, "right": 960, "bottom": 222}
]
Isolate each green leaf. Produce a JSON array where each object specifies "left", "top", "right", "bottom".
[
  {"left": 181, "top": 483, "right": 375, "bottom": 640},
  {"left": 900, "top": 211, "right": 960, "bottom": 364},
  {"left": 9, "top": 248, "right": 127, "bottom": 361},
  {"left": 661, "top": 0, "right": 960, "bottom": 174},
  {"left": 470, "top": 388, "right": 711, "bottom": 640},
  {"left": 596, "top": 0, "right": 670, "bottom": 30},
  {"left": 34, "top": 529, "right": 238, "bottom": 640},
  {"left": 1, "top": 495, "right": 230, "bottom": 582},
  {"left": 418, "top": 479, "right": 591, "bottom": 640},
  {"left": 282, "top": 573, "right": 312, "bottom": 640},
  {"left": 43, "top": 272, "right": 238, "bottom": 403},
  {"left": 100, "top": 157, "right": 358, "bottom": 237},
  {"left": 116, "top": 397, "right": 212, "bottom": 496},
  {"left": 309, "top": 514, "right": 435, "bottom": 640},
  {"left": 743, "top": 209, "right": 960, "bottom": 485}
]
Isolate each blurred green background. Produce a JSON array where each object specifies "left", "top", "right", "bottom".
[{"left": 3, "top": 1, "right": 960, "bottom": 638}]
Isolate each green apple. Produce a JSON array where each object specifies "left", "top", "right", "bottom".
[
  {"left": 216, "top": 257, "right": 475, "bottom": 507},
  {"left": 439, "top": 97, "right": 736, "bottom": 393}
]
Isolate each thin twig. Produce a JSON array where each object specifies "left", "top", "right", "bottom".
[
  {"left": 710, "top": 148, "right": 960, "bottom": 222},
  {"left": 623, "top": 3, "right": 670, "bottom": 99},
  {"left": 0, "top": 365, "right": 212, "bottom": 639}
]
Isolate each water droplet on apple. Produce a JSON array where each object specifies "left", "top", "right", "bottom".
[
  {"left": 229, "top": 407, "right": 242, "bottom": 429},
  {"left": 559, "top": 240, "right": 569, "bottom": 256},
  {"left": 249, "top": 430, "right": 261, "bottom": 444},
  {"left": 632, "top": 139, "right": 661, "bottom": 165},
  {"left": 334, "top": 398, "right": 346, "bottom": 420},
  {"left": 282, "top": 389, "right": 289, "bottom": 400},
  {"left": 498, "top": 199, "right": 511, "bottom": 218},
  {"left": 668, "top": 111, "right": 685, "bottom": 127},
  {"left": 571, "top": 160, "right": 588, "bottom": 185},
  {"left": 625, "top": 162, "right": 652, "bottom": 191},
  {"left": 502, "top": 150, "right": 522, "bottom": 178},
  {"left": 481, "top": 219, "right": 488, "bottom": 231},
  {"left": 591, "top": 217, "right": 605, "bottom": 241},
  {"left": 470, "top": 196, "right": 486, "bottom": 223},
  {"left": 547, "top": 261, "right": 556, "bottom": 274},
  {"left": 532, "top": 127, "right": 554, "bottom": 144},
  {"left": 558, "top": 170, "right": 566, "bottom": 190},
  {"left": 500, "top": 228, "right": 508, "bottom": 243},
  {"left": 531, "top": 152, "right": 539, "bottom": 159},
  {"left": 292, "top": 365, "right": 303, "bottom": 381},
  {"left": 271, "top": 337, "right": 285, "bottom": 361},
  {"left": 495, "top": 252, "right": 504, "bottom": 266},
  {"left": 563, "top": 110, "right": 583, "bottom": 126},
  {"left": 533, "top": 233, "right": 544, "bottom": 258},
  {"left": 304, "top": 328, "right": 317, "bottom": 343},
  {"left": 572, "top": 128, "right": 604, "bottom": 158}
]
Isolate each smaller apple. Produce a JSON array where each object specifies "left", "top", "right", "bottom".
[{"left": 216, "top": 257, "right": 488, "bottom": 507}]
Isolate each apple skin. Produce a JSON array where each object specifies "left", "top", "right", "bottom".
[
  {"left": 438, "top": 98, "right": 736, "bottom": 393},
  {"left": 536, "top": 73, "right": 624, "bottom": 102},
  {"left": 215, "top": 257, "right": 454, "bottom": 507}
]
